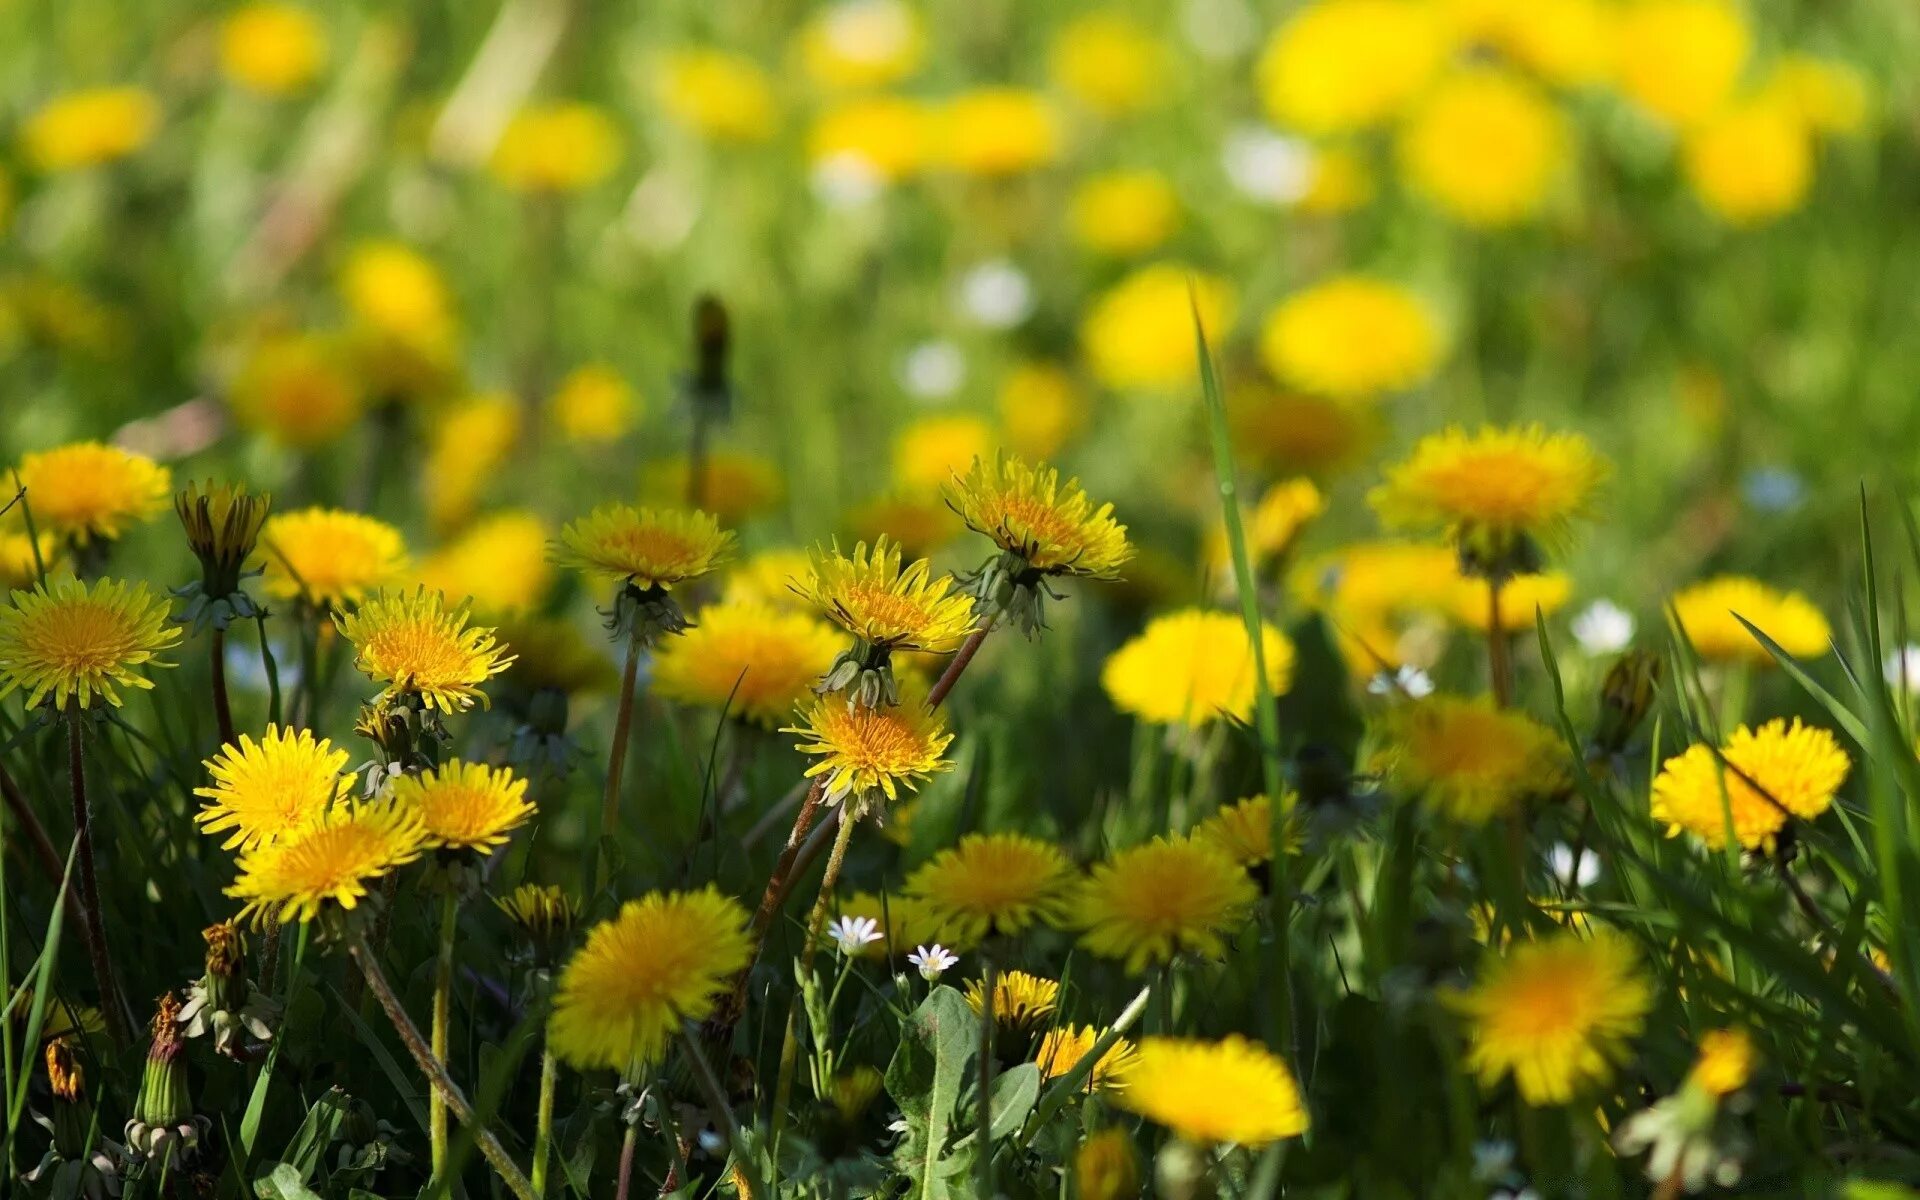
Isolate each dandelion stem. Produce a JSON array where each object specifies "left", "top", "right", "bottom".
[
  {"left": 65, "top": 714, "right": 126, "bottom": 1043},
  {"left": 531, "top": 1047, "right": 558, "bottom": 1197},
  {"left": 210, "top": 627, "right": 237, "bottom": 749},
  {"left": 975, "top": 954, "right": 997, "bottom": 1200},
  {"left": 612, "top": 1122, "right": 638, "bottom": 1200},
  {"left": 928, "top": 621, "right": 994, "bottom": 710},
  {"left": 596, "top": 634, "right": 642, "bottom": 891},
  {"left": 346, "top": 933, "right": 537, "bottom": 1200},
  {"left": 430, "top": 890, "right": 459, "bottom": 1182},
  {"left": 0, "top": 759, "right": 82, "bottom": 929},
  {"left": 771, "top": 808, "right": 859, "bottom": 1142},
  {"left": 1486, "top": 574, "right": 1513, "bottom": 708}
]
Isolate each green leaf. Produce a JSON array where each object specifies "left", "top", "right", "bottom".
[
  {"left": 885, "top": 986, "right": 976, "bottom": 1199},
  {"left": 252, "top": 1161, "right": 324, "bottom": 1200}
]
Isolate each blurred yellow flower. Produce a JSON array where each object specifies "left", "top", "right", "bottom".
[
  {"left": 657, "top": 49, "right": 777, "bottom": 143},
  {"left": 1683, "top": 98, "right": 1812, "bottom": 226},
  {"left": 1651, "top": 719, "right": 1848, "bottom": 851},
  {"left": 1295, "top": 145, "right": 1375, "bottom": 215},
  {"left": 1230, "top": 388, "right": 1381, "bottom": 478},
  {"left": 338, "top": 240, "right": 457, "bottom": 354},
  {"left": 997, "top": 362, "right": 1085, "bottom": 461},
  {"left": 654, "top": 600, "right": 843, "bottom": 727},
  {"left": 1399, "top": 68, "right": 1568, "bottom": 227},
  {"left": 547, "top": 363, "right": 637, "bottom": 443},
  {"left": 1382, "top": 695, "right": 1568, "bottom": 824},
  {"left": 642, "top": 452, "right": 785, "bottom": 526},
  {"left": 1370, "top": 424, "right": 1609, "bottom": 566},
  {"left": 12, "top": 442, "right": 171, "bottom": 545},
  {"left": 1612, "top": 0, "right": 1749, "bottom": 127},
  {"left": 390, "top": 760, "right": 535, "bottom": 854},
  {"left": 490, "top": 616, "right": 617, "bottom": 696},
  {"left": 844, "top": 493, "right": 962, "bottom": 559},
  {"left": 1671, "top": 575, "right": 1829, "bottom": 664},
  {"left": 1257, "top": 0, "right": 1446, "bottom": 134},
  {"left": 1688, "top": 1028, "right": 1756, "bottom": 1097},
  {"left": 1195, "top": 792, "right": 1303, "bottom": 867},
  {"left": 1103, "top": 609, "right": 1293, "bottom": 728},
  {"left": 1074, "top": 1129, "right": 1140, "bottom": 1200},
  {"left": 1449, "top": 570, "right": 1574, "bottom": 633},
  {"left": 1048, "top": 12, "right": 1164, "bottom": 118},
  {"left": 1114, "top": 1036, "right": 1309, "bottom": 1145},
  {"left": 937, "top": 88, "right": 1061, "bottom": 176},
  {"left": 797, "top": 0, "right": 924, "bottom": 90},
  {"left": 1205, "top": 478, "right": 1326, "bottom": 582},
  {"left": 425, "top": 392, "right": 520, "bottom": 533},
  {"left": 1450, "top": 930, "right": 1652, "bottom": 1105},
  {"left": 20, "top": 86, "right": 160, "bottom": 172},
  {"left": 417, "top": 511, "right": 554, "bottom": 616},
  {"left": 0, "top": 531, "right": 59, "bottom": 591},
  {"left": 229, "top": 331, "right": 365, "bottom": 449},
  {"left": 905, "top": 832, "right": 1075, "bottom": 942},
  {"left": 807, "top": 95, "right": 932, "bottom": 182},
  {"left": 220, "top": 2, "right": 329, "bottom": 96},
  {"left": 1035, "top": 1025, "right": 1138, "bottom": 1091},
  {"left": 721, "top": 548, "right": 815, "bottom": 612},
  {"left": 336, "top": 587, "right": 513, "bottom": 712},
  {"left": 0, "top": 577, "right": 179, "bottom": 711},
  {"left": 490, "top": 102, "right": 621, "bottom": 192},
  {"left": 1484, "top": 0, "right": 1617, "bottom": 87},
  {"left": 893, "top": 414, "right": 995, "bottom": 493},
  {"left": 1069, "top": 169, "right": 1180, "bottom": 257},
  {"left": 257, "top": 507, "right": 408, "bottom": 609},
  {"left": 1763, "top": 54, "right": 1870, "bottom": 135},
  {"left": 1071, "top": 835, "right": 1258, "bottom": 973},
  {"left": 227, "top": 799, "right": 427, "bottom": 927},
  {"left": 1260, "top": 276, "right": 1439, "bottom": 399},
  {"left": 1081, "top": 263, "right": 1235, "bottom": 392}
]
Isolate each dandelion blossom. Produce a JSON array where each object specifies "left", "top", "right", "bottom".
[
  {"left": 1113, "top": 1036, "right": 1309, "bottom": 1145},
  {"left": 1079, "top": 264, "right": 1235, "bottom": 392},
  {"left": 1259, "top": 277, "right": 1440, "bottom": 400},
  {"left": 1671, "top": 575, "right": 1829, "bottom": 665},
  {"left": 1612, "top": 0, "right": 1749, "bottom": 128},
  {"left": 548, "top": 889, "right": 753, "bottom": 1073},
  {"left": 1071, "top": 836, "right": 1258, "bottom": 972},
  {"left": 796, "top": 536, "right": 976, "bottom": 654},
  {"left": 0, "top": 577, "right": 180, "bottom": 711},
  {"left": 1398, "top": 68, "right": 1567, "bottom": 227},
  {"left": 1650, "top": 719, "right": 1848, "bottom": 851},
  {"left": 1688, "top": 1028, "right": 1756, "bottom": 1097},
  {"left": 227, "top": 800, "right": 429, "bottom": 926},
  {"left": 893, "top": 415, "right": 995, "bottom": 495},
  {"left": 21, "top": 87, "right": 160, "bottom": 172},
  {"left": 220, "top": 2, "right": 329, "bottom": 96},
  {"left": 1194, "top": 793, "right": 1302, "bottom": 868},
  {"left": 390, "top": 760, "right": 535, "bottom": 854},
  {"left": 334, "top": 588, "right": 513, "bottom": 712},
  {"left": 554, "top": 505, "right": 734, "bottom": 591},
  {"left": 257, "top": 508, "right": 409, "bottom": 609},
  {"left": 1102, "top": 609, "right": 1293, "bottom": 728},
  {"left": 964, "top": 970, "right": 1060, "bottom": 1028},
  {"left": 1048, "top": 13, "right": 1163, "bottom": 118},
  {"left": 655, "top": 49, "right": 777, "bottom": 143},
  {"left": 417, "top": 511, "right": 554, "bottom": 618},
  {"left": 13, "top": 442, "right": 171, "bottom": 545},
  {"left": 787, "top": 689, "right": 954, "bottom": 809},
  {"left": 945, "top": 454, "right": 1133, "bottom": 581},
  {"left": 936, "top": 88, "right": 1060, "bottom": 176},
  {"left": 1070, "top": 170, "right": 1179, "bottom": 258},
  {"left": 1450, "top": 931, "right": 1653, "bottom": 1105},
  {"left": 654, "top": 601, "right": 844, "bottom": 727},
  {"left": 490, "top": 102, "right": 621, "bottom": 192},
  {"left": 905, "top": 833, "right": 1075, "bottom": 943},
  {"left": 1449, "top": 571, "right": 1575, "bottom": 633},
  {"left": 1256, "top": 0, "right": 1445, "bottom": 134},
  {"left": 1035, "top": 1025, "right": 1139, "bottom": 1091},
  {"left": 1381, "top": 695, "right": 1567, "bottom": 824},
  {"left": 1683, "top": 99, "right": 1813, "bottom": 226},
  {"left": 194, "top": 726, "right": 350, "bottom": 850}
]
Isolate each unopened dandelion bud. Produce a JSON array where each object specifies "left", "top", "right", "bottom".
[
  {"left": 174, "top": 480, "right": 270, "bottom": 606},
  {"left": 1076, "top": 1128, "right": 1141, "bottom": 1200},
  {"left": 127, "top": 992, "right": 206, "bottom": 1165},
  {"left": 689, "top": 294, "right": 732, "bottom": 416},
  {"left": 46, "top": 1040, "right": 93, "bottom": 1158},
  {"left": 1596, "top": 649, "right": 1662, "bottom": 754},
  {"left": 180, "top": 921, "right": 281, "bottom": 1060},
  {"left": 496, "top": 883, "right": 580, "bottom": 969}
]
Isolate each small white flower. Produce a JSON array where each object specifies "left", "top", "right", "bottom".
[
  {"left": 1222, "top": 125, "right": 1315, "bottom": 206},
  {"left": 1367, "top": 664, "right": 1434, "bottom": 700},
  {"left": 907, "top": 943, "right": 957, "bottom": 981},
  {"left": 1571, "top": 599, "right": 1636, "bottom": 656},
  {"left": 811, "top": 153, "right": 886, "bottom": 209},
  {"left": 957, "top": 260, "right": 1033, "bottom": 328},
  {"left": 900, "top": 340, "right": 965, "bottom": 400},
  {"left": 1547, "top": 842, "right": 1601, "bottom": 889},
  {"left": 1181, "top": 0, "right": 1256, "bottom": 58},
  {"left": 829, "top": 915, "right": 883, "bottom": 955},
  {"left": 1885, "top": 644, "right": 1920, "bottom": 693}
]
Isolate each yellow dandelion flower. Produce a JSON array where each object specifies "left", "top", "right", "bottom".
[
  {"left": 0, "top": 531, "right": 60, "bottom": 592},
  {"left": 654, "top": 600, "right": 843, "bottom": 727},
  {"left": 1399, "top": 68, "right": 1568, "bottom": 227},
  {"left": 1671, "top": 575, "right": 1829, "bottom": 665},
  {"left": 721, "top": 549, "right": 815, "bottom": 613},
  {"left": 1486, "top": 0, "right": 1616, "bottom": 87},
  {"left": 1036, "top": 1025, "right": 1139, "bottom": 1091},
  {"left": 554, "top": 504, "right": 735, "bottom": 591},
  {"left": 946, "top": 454, "right": 1132, "bottom": 580},
  {"left": 220, "top": 2, "right": 328, "bottom": 97},
  {"left": 21, "top": 87, "right": 160, "bottom": 172},
  {"left": 964, "top": 970, "right": 1060, "bottom": 1028},
  {"left": 1650, "top": 718, "right": 1849, "bottom": 852},
  {"left": 491, "top": 616, "right": 617, "bottom": 696},
  {"left": 1449, "top": 930, "right": 1653, "bottom": 1104},
  {"left": 424, "top": 391, "right": 519, "bottom": 533},
  {"left": 657, "top": 49, "right": 777, "bottom": 143},
  {"left": 0, "top": 577, "right": 180, "bottom": 711},
  {"left": 1072, "top": 835, "right": 1258, "bottom": 973},
  {"left": 13, "top": 442, "right": 171, "bottom": 545},
  {"left": 1370, "top": 424, "right": 1609, "bottom": 566},
  {"left": 495, "top": 883, "right": 579, "bottom": 949},
  {"left": 418, "top": 511, "right": 554, "bottom": 617},
  {"left": 1070, "top": 169, "right": 1180, "bottom": 258},
  {"left": 904, "top": 832, "right": 1075, "bottom": 943},
  {"left": 257, "top": 508, "right": 409, "bottom": 609},
  {"left": 1687, "top": 1028, "right": 1756, "bottom": 1097},
  {"left": 1048, "top": 12, "right": 1164, "bottom": 118},
  {"left": 390, "top": 759, "right": 535, "bottom": 854},
  {"left": 1259, "top": 276, "right": 1440, "bottom": 400},
  {"left": 1115, "top": 1036, "right": 1309, "bottom": 1145},
  {"left": 836, "top": 891, "right": 949, "bottom": 956},
  {"left": 1762, "top": 54, "right": 1869, "bottom": 136},
  {"left": 228, "top": 330, "right": 365, "bottom": 449},
  {"left": 1075, "top": 1129, "right": 1140, "bottom": 1200},
  {"left": 1080, "top": 263, "right": 1236, "bottom": 392},
  {"left": 1205, "top": 478, "right": 1325, "bottom": 584},
  {"left": 1257, "top": 0, "right": 1445, "bottom": 134},
  {"left": 845, "top": 493, "right": 963, "bottom": 560},
  {"left": 936, "top": 88, "right": 1061, "bottom": 176},
  {"left": 786, "top": 688, "right": 954, "bottom": 808},
  {"left": 894, "top": 415, "right": 996, "bottom": 495},
  {"left": 1195, "top": 793, "right": 1303, "bottom": 868},
  {"left": 1102, "top": 609, "right": 1293, "bottom": 728},
  {"left": 194, "top": 725, "right": 350, "bottom": 851},
  {"left": 548, "top": 888, "right": 752, "bottom": 1073},
  {"left": 807, "top": 95, "right": 933, "bottom": 183},
  {"left": 1289, "top": 540, "right": 1462, "bottom": 666},
  {"left": 641, "top": 452, "right": 785, "bottom": 526},
  {"left": 1229, "top": 388, "right": 1382, "bottom": 478},
  {"left": 798, "top": 0, "right": 924, "bottom": 90},
  {"left": 335, "top": 588, "right": 513, "bottom": 712},
  {"left": 227, "top": 799, "right": 429, "bottom": 926},
  {"left": 548, "top": 363, "right": 637, "bottom": 444},
  {"left": 1683, "top": 98, "right": 1813, "bottom": 226},
  {"left": 796, "top": 536, "right": 975, "bottom": 653},
  {"left": 338, "top": 239, "right": 457, "bottom": 354},
  {"left": 1382, "top": 695, "right": 1568, "bottom": 824},
  {"left": 490, "top": 102, "right": 621, "bottom": 192},
  {"left": 1612, "top": 0, "right": 1749, "bottom": 128},
  {"left": 997, "top": 362, "right": 1086, "bottom": 462},
  {"left": 1295, "top": 145, "right": 1376, "bottom": 215},
  {"left": 1449, "top": 571, "right": 1574, "bottom": 633}
]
